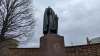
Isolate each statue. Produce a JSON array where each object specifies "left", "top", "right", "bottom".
[{"left": 43, "top": 7, "right": 58, "bottom": 35}]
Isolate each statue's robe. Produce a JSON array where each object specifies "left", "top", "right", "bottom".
[
  {"left": 50, "top": 15, "right": 58, "bottom": 33},
  {"left": 43, "top": 7, "right": 58, "bottom": 34},
  {"left": 43, "top": 8, "right": 49, "bottom": 34}
]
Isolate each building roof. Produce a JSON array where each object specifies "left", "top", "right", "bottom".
[{"left": 90, "top": 37, "right": 100, "bottom": 44}]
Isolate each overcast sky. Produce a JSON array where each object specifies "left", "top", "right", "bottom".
[{"left": 19, "top": 0, "right": 100, "bottom": 48}]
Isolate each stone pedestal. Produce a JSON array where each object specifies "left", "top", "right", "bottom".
[{"left": 40, "top": 34, "right": 65, "bottom": 56}]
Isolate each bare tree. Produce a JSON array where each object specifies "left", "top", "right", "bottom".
[{"left": 0, "top": 0, "right": 34, "bottom": 41}]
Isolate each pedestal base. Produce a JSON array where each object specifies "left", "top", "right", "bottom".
[{"left": 40, "top": 34, "right": 65, "bottom": 56}]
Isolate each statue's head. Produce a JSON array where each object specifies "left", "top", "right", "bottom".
[{"left": 46, "top": 7, "right": 55, "bottom": 16}]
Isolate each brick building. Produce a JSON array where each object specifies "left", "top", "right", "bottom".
[
  {"left": 9, "top": 43, "right": 100, "bottom": 56},
  {"left": 8, "top": 34, "right": 100, "bottom": 56}
]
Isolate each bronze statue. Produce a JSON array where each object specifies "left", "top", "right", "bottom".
[{"left": 43, "top": 7, "right": 58, "bottom": 35}]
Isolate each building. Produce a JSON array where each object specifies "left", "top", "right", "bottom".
[
  {"left": 90, "top": 37, "right": 100, "bottom": 44},
  {"left": 8, "top": 34, "right": 100, "bottom": 56}
]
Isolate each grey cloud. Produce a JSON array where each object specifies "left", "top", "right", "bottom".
[
  {"left": 55, "top": 0, "right": 100, "bottom": 45},
  {"left": 20, "top": 0, "right": 100, "bottom": 47}
]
